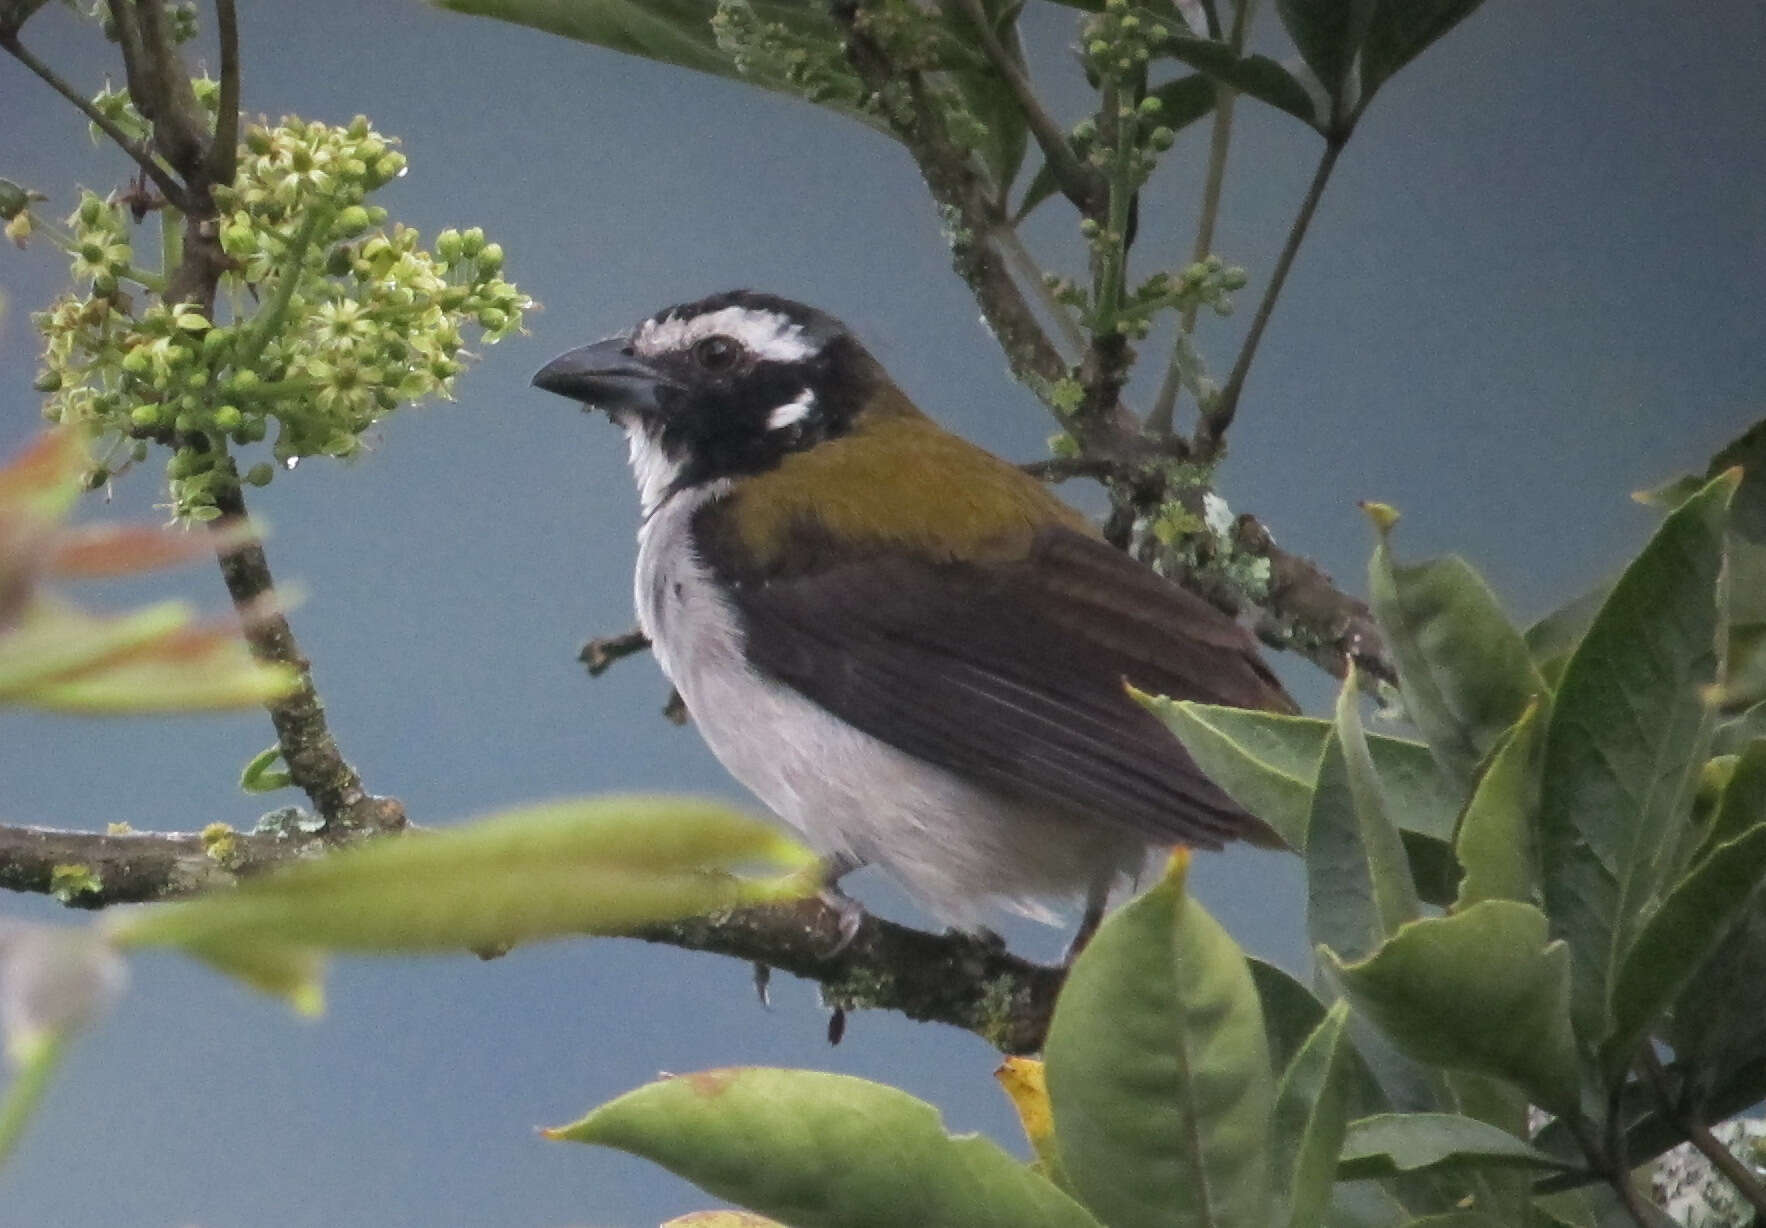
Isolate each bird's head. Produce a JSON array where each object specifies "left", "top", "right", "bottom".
[{"left": 532, "top": 291, "right": 889, "bottom": 511}]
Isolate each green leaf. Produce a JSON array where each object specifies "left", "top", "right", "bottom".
[
  {"left": 1272, "top": 1002, "right": 1356, "bottom": 1228},
  {"left": 113, "top": 797, "right": 815, "bottom": 1009},
  {"left": 550, "top": 1068, "right": 1101, "bottom": 1228},
  {"left": 1358, "top": 0, "right": 1488, "bottom": 101},
  {"left": 1045, "top": 853, "right": 1273, "bottom": 1228},
  {"left": 1524, "top": 582, "right": 1612, "bottom": 688},
  {"left": 1274, "top": 0, "right": 1375, "bottom": 111},
  {"left": 239, "top": 744, "right": 294, "bottom": 794},
  {"left": 1141, "top": 699, "right": 1460, "bottom": 851},
  {"left": 1336, "top": 1113, "right": 1571, "bottom": 1180},
  {"left": 936, "top": 0, "right": 1029, "bottom": 190},
  {"left": 1157, "top": 28, "right": 1323, "bottom": 130},
  {"left": 1399, "top": 1214, "right": 1514, "bottom": 1227},
  {"left": 1602, "top": 818, "right": 1766, "bottom": 1082},
  {"left": 1537, "top": 470, "right": 1736, "bottom": 1043},
  {"left": 1368, "top": 536, "right": 1546, "bottom": 788},
  {"left": 1714, "top": 699, "right": 1766, "bottom": 757},
  {"left": 1323, "top": 901, "right": 1579, "bottom": 1115},
  {"left": 1710, "top": 419, "right": 1766, "bottom": 543},
  {"left": 437, "top": 0, "right": 885, "bottom": 132},
  {"left": 1453, "top": 699, "right": 1545, "bottom": 909},
  {"left": 1306, "top": 669, "right": 1422, "bottom": 965}
]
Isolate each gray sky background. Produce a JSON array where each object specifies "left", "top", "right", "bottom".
[{"left": 2, "top": 0, "right": 1762, "bottom": 1223}]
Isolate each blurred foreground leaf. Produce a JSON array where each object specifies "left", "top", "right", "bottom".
[{"left": 113, "top": 797, "right": 815, "bottom": 1011}]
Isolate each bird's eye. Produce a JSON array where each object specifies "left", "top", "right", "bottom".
[{"left": 692, "top": 335, "right": 740, "bottom": 371}]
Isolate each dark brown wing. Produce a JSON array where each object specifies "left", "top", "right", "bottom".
[{"left": 729, "top": 524, "right": 1296, "bottom": 850}]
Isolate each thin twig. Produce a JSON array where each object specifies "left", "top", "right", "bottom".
[
  {"left": 208, "top": 0, "right": 239, "bottom": 184},
  {"left": 1147, "top": 0, "right": 1255, "bottom": 436},
  {"left": 952, "top": 0, "right": 1104, "bottom": 215},
  {"left": 210, "top": 487, "right": 404, "bottom": 833},
  {"left": 1199, "top": 136, "right": 1344, "bottom": 457},
  {"left": 994, "top": 224, "right": 1087, "bottom": 357},
  {"left": 0, "top": 31, "right": 186, "bottom": 206},
  {"left": 1641, "top": 1048, "right": 1766, "bottom": 1217}
]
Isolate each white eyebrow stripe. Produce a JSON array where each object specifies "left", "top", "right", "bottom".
[
  {"left": 635, "top": 306, "right": 816, "bottom": 363},
  {"left": 767, "top": 389, "right": 816, "bottom": 432}
]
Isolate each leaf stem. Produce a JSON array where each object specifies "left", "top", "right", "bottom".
[
  {"left": 953, "top": 0, "right": 1104, "bottom": 215},
  {"left": 1147, "top": 0, "right": 1256, "bottom": 437},
  {"left": 1196, "top": 134, "right": 1343, "bottom": 457},
  {"left": 236, "top": 204, "right": 328, "bottom": 370}
]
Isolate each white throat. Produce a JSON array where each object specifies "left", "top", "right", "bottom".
[{"left": 623, "top": 421, "right": 684, "bottom": 518}]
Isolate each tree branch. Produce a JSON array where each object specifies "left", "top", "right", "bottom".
[
  {"left": 208, "top": 0, "right": 240, "bottom": 185},
  {"left": 0, "top": 29, "right": 187, "bottom": 207},
  {"left": 0, "top": 819, "right": 1065, "bottom": 1053}
]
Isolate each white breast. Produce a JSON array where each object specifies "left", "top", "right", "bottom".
[{"left": 628, "top": 452, "right": 1143, "bottom": 929}]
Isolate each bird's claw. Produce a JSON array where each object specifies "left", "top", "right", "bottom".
[{"left": 818, "top": 886, "right": 867, "bottom": 956}]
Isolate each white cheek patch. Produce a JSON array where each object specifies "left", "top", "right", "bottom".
[
  {"left": 767, "top": 389, "right": 816, "bottom": 433},
  {"left": 635, "top": 306, "right": 815, "bottom": 364}
]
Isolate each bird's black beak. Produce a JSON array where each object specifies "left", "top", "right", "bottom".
[{"left": 531, "top": 339, "right": 672, "bottom": 415}]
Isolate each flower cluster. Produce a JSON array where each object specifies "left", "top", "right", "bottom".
[{"left": 30, "top": 108, "right": 530, "bottom": 519}]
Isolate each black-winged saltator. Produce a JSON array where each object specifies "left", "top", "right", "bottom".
[{"left": 533, "top": 290, "right": 1295, "bottom": 949}]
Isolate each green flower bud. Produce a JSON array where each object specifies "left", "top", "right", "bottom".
[
  {"left": 240, "top": 416, "right": 268, "bottom": 442},
  {"left": 228, "top": 369, "right": 262, "bottom": 393},
  {"left": 374, "top": 152, "right": 406, "bottom": 182},
  {"left": 1087, "top": 38, "right": 1109, "bottom": 56},
  {"left": 121, "top": 348, "right": 152, "bottom": 375},
  {"left": 476, "top": 242, "right": 504, "bottom": 273},
  {"left": 32, "top": 369, "right": 62, "bottom": 393},
  {"left": 365, "top": 205, "right": 388, "bottom": 225},
  {"left": 336, "top": 205, "right": 371, "bottom": 236},
  {"left": 245, "top": 126, "right": 273, "bottom": 155},
  {"left": 476, "top": 307, "right": 507, "bottom": 332},
  {"left": 1138, "top": 96, "right": 1164, "bottom": 116},
  {"left": 78, "top": 195, "right": 105, "bottom": 227},
  {"left": 435, "top": 229, "right": 463, "bottom": 263},
  {"left": 460, "top": 227, "right": 485, "bottom": 258},
  {"left": 1149, "top": 126, "right": 1176, "bottom": 151},
  {"left": 244, "top": 462, "right": 274, "bottom": 487},
  {"left": 1079, "top": 218, "right": 1101, "bottom": 238},
  {"left": 214, "top": 404, "right": 243, "bottom": 431},
  {"left": 174, "top": 411, "right": 202, "bottom": 433}
]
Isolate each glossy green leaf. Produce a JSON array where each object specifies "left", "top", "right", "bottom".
[
  {"left": 1537, "top": 470, "right": 1735, "bottom": 1042},
  {"left": 437, "top": 0, "right": 886, "bottom": 133},
  {"left": 1524, "top": 581, "right": 1612, "bottom": 688},
  {"left": 1663, "top": 876, "right": 1766, "bottom": 1112},
  {"left": 1141, "top": 698, "right": 1460, "bottom": 850},
  {"left": 1368, "top": 538, "right": 1545, "bottom": 788},
  {"left": 1453, "top": 699, "right": 1545, "bottom": 909},
  {"left": 1602, "top": 818, "right": 1766, "bottom": 1082},
  {"left": 1336, "top": 1112, "right": 1570, "bottom": 1180},
  {"left": 551, "top": 1067, "right": 1100, "bottom": 1228},
  {"left": 1275, "top": 0, "right": 1374, "bottom": 109},
  {"left": 1158, "top": 28, "right": 1322, "bottom": 130},
  {"left": 1306, "top": 670, "right": 1421, "bottom": 964},
  {"left": 1046, "top": 853, "right": 1273, "bottom": 1228},
  {"left": 113, "top": 797, "right": 815, "bottom": 1008},
  {"left": 1273, "top": 1001, "right": 1356, "bottom": 1228},
  {"left": 1358, "top": 0, "right": 1488, "bottom": 101},
  {"left": 1323, "top": 901, "right": 1579, "bottom": 1116}
]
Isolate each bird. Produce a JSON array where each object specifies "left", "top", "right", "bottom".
[{"left": 532, "top": 290, "right": 1296, "bottom": 953}]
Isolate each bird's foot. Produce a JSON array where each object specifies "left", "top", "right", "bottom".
[{"left": 818, "top": 885, "right": 867, "bottom": 956}]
